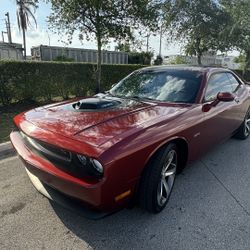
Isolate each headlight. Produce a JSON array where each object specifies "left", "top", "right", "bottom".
[
  {"left": 91, "top": 159, "right": 103, "bottom": 175},
  {"left": 77, "top": 154, "right": 87, "bottom": 165},
  {"left": 76, "top": 154, "right": 103, "bottom": 177}
]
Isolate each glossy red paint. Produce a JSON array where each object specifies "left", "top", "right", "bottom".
[
  {"left": 217, "top": 92, "right": 235, "bottom": 102},
  {"left": 10, "top": 66, "right": 250, "bottom": 214}
]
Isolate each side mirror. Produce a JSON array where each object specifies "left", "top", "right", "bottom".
[
  {"left": 202, "top": 92, "right": 235, "bottom": 112},
  {"left": 217, "top": 92, "right": 235, "bottom": 102}
]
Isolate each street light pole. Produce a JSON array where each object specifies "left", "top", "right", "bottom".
[{"left": 5, "top": 12, "right": 12, "bottom": 43}]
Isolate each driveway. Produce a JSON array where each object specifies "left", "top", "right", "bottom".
[{"left": 0, "top": 138, "right": 250, "bottom": 250}]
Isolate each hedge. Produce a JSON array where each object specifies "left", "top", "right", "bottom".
[
  {"left": 233, "top": 69, "right": 250, "bottom": 82},
  {"left": 0, "top": 61, "right": 250, "bottom": 106},
  {"left": 0, "top": 61, "right": 144, "bottom": 106}
]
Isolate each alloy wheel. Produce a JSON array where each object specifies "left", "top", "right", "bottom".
[
  {"left": 157, "top": 149, "right": 177, "bottom": 206},
  {"left": 244, "top": 112, "right": 250, "bottom": 137}
]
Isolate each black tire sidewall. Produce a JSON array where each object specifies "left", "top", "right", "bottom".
[{"left": 151, "top": 143, "right": 178, "bottom": 213}]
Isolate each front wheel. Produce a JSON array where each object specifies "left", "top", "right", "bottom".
[
  {"left": 234, "top": 109, "right": 250, "bottom": 140},
  {"left": 138, "top": 143, "right": 178, "bottom": 213}
]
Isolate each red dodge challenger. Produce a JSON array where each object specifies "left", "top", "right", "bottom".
[{"left": 10, "top": 66, "right": 250, "bottom": 218}]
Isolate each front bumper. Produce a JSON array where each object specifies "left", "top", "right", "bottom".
[
  {"left": 10, "top": 131, "right": 123, "bottom": 216},
  {"left": 25, "top": 166, "right": 108, "bottom": 219}
]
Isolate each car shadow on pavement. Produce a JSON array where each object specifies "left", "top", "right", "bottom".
[{"left": 49, "top": 138, "right": 250, "bottom": 250}]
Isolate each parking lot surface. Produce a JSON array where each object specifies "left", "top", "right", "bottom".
[{"left": 0, "top": 138, "right": 250, "bottom": 250}]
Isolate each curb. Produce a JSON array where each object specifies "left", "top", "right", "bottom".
[{"left": 0, "top": 141, "right": 16, "bottom": 160}]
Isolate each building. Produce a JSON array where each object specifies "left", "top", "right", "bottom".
[
  {"left": 216, "top": 55, "right": 241, "bottom": 70},
  {"left": 31, "top": 45, "right": 129, "bottom": 64},
  {"left": 0, "top": 42, "right": 23, "bottom": 60},
  {"left": 163, "top": 53, "right": 222, "bottom": 66}
]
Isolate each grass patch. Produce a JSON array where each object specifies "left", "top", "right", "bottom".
[
  {"left": 0, "top": 102, "right": 38, "bottom": 143},
  {"left": 0, "top": 95, "right": 77, "bottom": 143}
]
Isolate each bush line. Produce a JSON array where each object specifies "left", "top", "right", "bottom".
[
  {"left": 0, "top": 61, "right": 143, "bottom": 105},
  {"left": 0, "top": 61, "right": 249, "bottom": 106}
]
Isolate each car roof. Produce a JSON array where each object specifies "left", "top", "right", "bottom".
[{"left": 140, "top": 65, "right": 232, "bottom": 74}]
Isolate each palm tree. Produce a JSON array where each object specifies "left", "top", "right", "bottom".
[{"left": 16, "top": 0, "right": 37, "bottom": 60}]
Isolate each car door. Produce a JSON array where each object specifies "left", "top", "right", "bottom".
[
  {"left": 198, "top": 72, "right": 241, "bottom": 154},
  {"left": 226, "top": 72, "right": 249, "bottom": 126}
]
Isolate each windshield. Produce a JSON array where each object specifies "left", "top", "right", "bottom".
[{"left": 110, "top": 69, "right": 203, "bottom": 103}]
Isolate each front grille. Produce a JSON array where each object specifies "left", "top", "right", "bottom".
[
  {"left": 20, "top": 131, "right": 72, "bottom": 163},
  {"left": 17, "top": 130, "right": 97, "bottom": 180}
]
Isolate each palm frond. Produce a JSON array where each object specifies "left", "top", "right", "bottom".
[
  {"left": 16, "top": 0, "right": 37, "bottom": 30},
  {"left": 16, "top": 11, "right": 21, "bottom": 30},
  {"left": 24, "top": 6, "right": 37, "bottom": 28}
]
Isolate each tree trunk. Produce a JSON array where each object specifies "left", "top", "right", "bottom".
[
  {"left": 22, "top": 29, "right": 26, "bottom": 60},
  {"left": 195, "top": 38, "right": 202, "bottom": 65},
  {"left": 197, "top": 53, "right": 202, "bottom": 65},
  {"left": 243, "top": 50, "right": 250, "bottom": 78},
  {"left": 96, "top": 35, "right": 102, "bottom": 93}
]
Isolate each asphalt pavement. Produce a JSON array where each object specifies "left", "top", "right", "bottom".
[{"left": 0, "top": 138, "right": 250, "bottom": 250}]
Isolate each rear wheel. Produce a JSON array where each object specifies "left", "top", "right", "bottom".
[
  {"left": 138, "top": 143, "right": 178, "bottom": 213},
  {"left": 234, "top": 109, "right": 250, "bottom": 140}
]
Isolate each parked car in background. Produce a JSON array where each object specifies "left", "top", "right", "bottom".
[{"left": 10, "top": 66, "right": 250, "bottom": 218}]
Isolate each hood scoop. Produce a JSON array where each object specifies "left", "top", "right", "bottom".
[{"left": 72, "top": 98, "right": 121, "bottom": 111}]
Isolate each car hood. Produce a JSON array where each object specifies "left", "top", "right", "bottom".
[{"left": 23, "top": 96, "right": 192, "bottom": 147}]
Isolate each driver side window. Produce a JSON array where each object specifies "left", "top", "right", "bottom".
[{"left": 204, "top": 73, "right": 233, "bottom": 102}]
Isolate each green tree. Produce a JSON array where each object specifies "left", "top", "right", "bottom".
[
  {"left": 165, "top": 0, "right": 230, "bottom": 65},
  {"left": 154, "top": 55, "right": 163, "bottom": 65},
  {"left": 16, "top": 0, "right": 38, "bottom": 60},
  {"left": 221, "top": 0, "right": 250, "bottom": 75},
  {"left": 48, "top": 0, "right": 160, "bottom": 93},
  {"left": 234, "top": 54, "right": 246, "bottom": 64},
  {"left": 115, "top": 41, "right": 131, "bottom": 53},
  {"left": 128, "top": 51, "right": 154, "bottom": 65},
  {"left": 169, "top": 55, "right": 187, "bottom": 65}
]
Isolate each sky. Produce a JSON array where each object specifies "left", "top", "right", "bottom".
[{"left": 0, "top": 0, "right": 238, "bottom": 57}]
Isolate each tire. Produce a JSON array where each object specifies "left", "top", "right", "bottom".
[
  {"left": 138, "top": 143, "right": 178, "bottom": 213},
  {"left": 234, "top": 109, "right": 250, "bottom": 140}
]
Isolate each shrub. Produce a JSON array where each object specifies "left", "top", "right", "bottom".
[
  {"left": 0, "top": 61, "right": 143, "bottom": 105},
  {"left": 233, "top": 69, "right": 250, "bottom": 82},
  {"left": 128, "top": 52, "right": 153, "bottom": 65}
]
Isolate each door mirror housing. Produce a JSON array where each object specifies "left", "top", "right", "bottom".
[
  {"left": 217, "top": 92, "right": 235, "bottom": 102},
  {"left": 202, "top": 92, "right": 235, "bottom": 112}
]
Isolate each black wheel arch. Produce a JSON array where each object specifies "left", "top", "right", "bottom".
[{"left": 144, "top": 137, "right": 189, "bottom": 174}]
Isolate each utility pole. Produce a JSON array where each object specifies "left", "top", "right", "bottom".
[
  {"left": 146, "top": 33, "right": 149, "bottom": 52},
  {"left": 46, "top": 30, "right": 51, "bottom": 46},
  {"left": 159, "top": 25, "right": 163, "bottom": 57},
  {"left": 5, "top": 12, "right": 12, "bottom": 43},
  {"left": 2, "top": 31, "right": 7, "bottom": 42}
]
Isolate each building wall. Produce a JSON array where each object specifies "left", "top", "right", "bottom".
[
  {"left": 217, "top": 56, "right": 241, "bottom": 70},
  {"left": 31, "top": 45, "right": 129, "bottom": 64},
  {"left": 163, "top": 54, "right": 222, "bottom": 66},
  {"left": 0, "top": 43, "right": 23, "bottom": 60}
]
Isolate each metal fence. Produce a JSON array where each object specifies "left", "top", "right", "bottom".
[{"left": 31, "top": 45, "right": 128, "bottom": 64}]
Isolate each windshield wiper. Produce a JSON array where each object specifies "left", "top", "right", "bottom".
[
  {"left": 128, "top": 95, "right": 155, "bottom": 102},
  {"left": 105, "top": 91, "right": 114, "bottom": 96}
]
